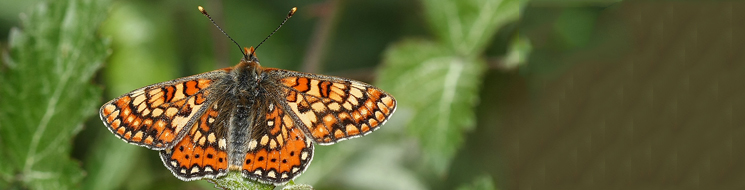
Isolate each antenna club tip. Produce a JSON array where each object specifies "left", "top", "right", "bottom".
[
  {"left": 198, "top": 6, "right": 207, "bottom": 14},
  {"left": 289, "top": 7, "right": 297, "bottom": 17}
]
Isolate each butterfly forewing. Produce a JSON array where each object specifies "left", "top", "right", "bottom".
[
  {"left": 99, "top": 70, "right": 227, "bottom": 150},
  {"left": 266, "top": 69, "right": 397, "bottom": 145}
]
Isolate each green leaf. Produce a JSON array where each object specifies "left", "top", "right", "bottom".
[
  {"left": 204, "top": 171, "right": 313, "bottom": 190},
  {"left": 377, "top": 39, "right": 485, "bottom": 175},
  {"left": 501, "top": 34, "right": 532, "bottom": 70},
  {"left": 456, "top": 175, "right": 496, "bottom": 190},
  {"left": 422, "top": 0, "right": 522, "bottom": 56},
  {"left": 282, "top": 183, "right": 314, "bottom": 190},
  {"left": 0, "top": 0, "right": 110, "bottom": 189},
  {"left": 376, "top": 0, "right": 524, "bottom": 179},
  {"left": 204, "top": 172, "right": 275, "bottom": 190},
  {"left": 81, "top": 2, "right": 180, "bottom": 189}
]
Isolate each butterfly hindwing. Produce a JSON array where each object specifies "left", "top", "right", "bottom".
[
  {"left": 266, "top": 69, "right": 397, "bottom": 145},
  {"left": 241, "top": 97, "right": 314, "bottom": 185},
  {"left": 160, "top": 102, "right": 230, "bottom": 181},
  {"left": 99, "top": 70, "right": 228, "bottom": 150}
]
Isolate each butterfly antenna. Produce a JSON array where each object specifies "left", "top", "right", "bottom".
[
  {"left": 255, "top": 7, "right": 297, "bottom": 51},
  {"left": 198, "top": 6, "right": 248, "bottom": 59}
]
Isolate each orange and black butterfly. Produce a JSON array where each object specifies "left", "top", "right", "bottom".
[{"left": 98, "top": 6, "right": 396, "bottom": 185}]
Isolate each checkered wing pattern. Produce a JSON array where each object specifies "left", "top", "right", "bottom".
[
  {"left": 99, "top": 71, "right": 226, "bottom": 150},
  {"left": 267, "top": 69, "right": 397, "bottom": 145},
  {"left": 159, "top": 102, "right": 230, "bottom": 180},
  {"left": 240, "top": 97, "right": 314, "bottom": 184}
]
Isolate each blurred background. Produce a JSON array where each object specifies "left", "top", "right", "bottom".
[{"left": 1, "top": 0, "right": 743, "bottom": 189}]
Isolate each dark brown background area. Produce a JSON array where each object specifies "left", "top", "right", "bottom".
[{"left": 453, "top": 2, "right": 745, "bottom": 189}]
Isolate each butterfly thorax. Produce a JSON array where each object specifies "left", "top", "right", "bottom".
[{"left": 231, "top": 58, "right": 264, "bottom": 99}]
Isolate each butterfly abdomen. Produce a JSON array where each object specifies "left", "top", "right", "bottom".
[{"left": 227, "top": 103, "right": 255, "bottom": 168}]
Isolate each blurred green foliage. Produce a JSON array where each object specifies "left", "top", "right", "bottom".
[
  {"left": 457, "top": 175, "right": 496, "bottom": 190},
  {"left": 0, "top": 0, "right": 109, "bottom": 189},
  {"left": 205, "top": 172, "right": 274, "bottom": 190},
  {"left": 378, "top": 0, "right": 521, "bottom": 176}
]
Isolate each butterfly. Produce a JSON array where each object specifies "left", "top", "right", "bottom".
[{"left": 98, "top": 6, "right": 396, "bottom": 185}]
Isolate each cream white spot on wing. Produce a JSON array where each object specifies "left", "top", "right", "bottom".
[
  {"left": 141, "top": 108, "right": 151, "bottom": 116},
  {"left": 193, "top": 131, "right": 203, "bottom": 143},
  {"left": 350, "top": 87, "right": 364, "bottom": 98},
  {"left": 172, "top": 116, "right": 187, "bottom": 132},
  {"left": 219, "top": 139, "right": 227, "bottom": 149},
  {"left": 165, "top": 107, "right": 179, "bottom": 117},
  {"left": 208, "top": 133, "right": 216, "bottom": 143},
  {"left": 136, "top": 101, "right": 147, "bottom": 113},
  {"left": 260, "top": 135, "right": 269, "bottom": 145},
  {"left": 248, "top": 140, "right": 258, "bottom": 150},
  {"left": 343, "top": 102, "right": 353, "bottom": 110},
  {"left": 348, "top": 95, "right": 359, "bottom": 106},
  {"left": 269, "top": 139, "right": 277, "bottom": 149},
  {"left": 151, "top": 108, "right": 164, "bottom": 117},
  {"left": 198, "top": 136, "right": 206, "bottom": 146},
  {"left": 301, "top": 151, "right": 308, "bottom": 160},
  {"left": 311, "top": 102, "right": 327, "bottom": 112},
  {"left": 190, "top": 166, "right": 200, "bottom": 174}
]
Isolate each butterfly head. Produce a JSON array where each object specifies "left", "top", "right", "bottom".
[
  {"left": 237, "top": 45, "right": 261, "bottom": 67},
  {"left": 235, "top": 46, "right": 264, "bottom": 82},
  {"left": 242, "top": 46, "right": 260, "bottom": 63}
]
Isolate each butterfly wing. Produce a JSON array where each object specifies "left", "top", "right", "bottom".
[
  {"left": 159, "top": 102, "right": 230, "bottom": 180},
  {"left": 266, "top": 69, "right": 397, "bottom": 145},
  {"left": 240, "top": 97, "right": 314, "bottom": 185},
  {"left": 99, "top": 70, "right": 227, "bottom": 150}
]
